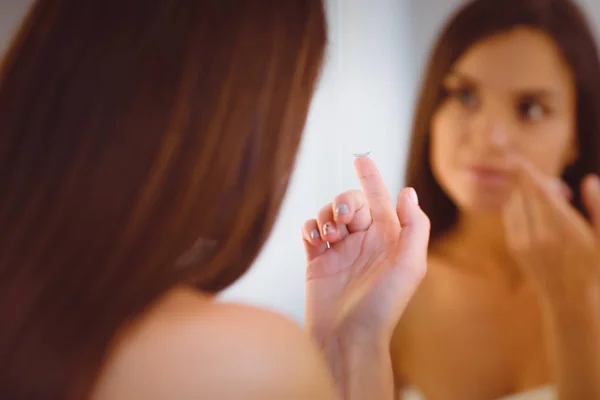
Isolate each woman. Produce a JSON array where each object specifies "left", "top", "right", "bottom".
[
  {"left": 399, "top": 0, "right": 600, "bottom": 398},
  {"left": 0, "top": 1, "right": 431, "bottom": 399},
  {"left": 308, "top": 0, "right": 600, "bottom": 398}
]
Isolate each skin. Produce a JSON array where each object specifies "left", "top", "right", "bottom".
[
  {"left": 391, "top": 27, "right": 587, "bottom": 399},
  {"left": 91, "top": 286, "right": 338, "bottom": 400},
  {"left": 90, "top": 158, "right": 431, "bottom": 400}
]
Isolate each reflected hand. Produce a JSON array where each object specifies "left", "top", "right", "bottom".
[
  {"left": 302, "top": 157, "right": 430, "bottom": 342},
  {"left": 503, "top": 157, "right": 600, "bottom": 306}
]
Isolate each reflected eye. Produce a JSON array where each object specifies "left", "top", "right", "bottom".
[
  {"left": 451, "top": 87, "right": 479, "bottom": 109},
  {"left": 518, "top": 100, "right": 546, "bottom": 121}
]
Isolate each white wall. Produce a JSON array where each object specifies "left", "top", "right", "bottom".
[{"left": 220, "top": 0, "right": 418, "bottom": 324}]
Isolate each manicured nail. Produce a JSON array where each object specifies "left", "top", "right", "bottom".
[
  {"left": 309, "top": 229, "right": 320, "bottom": 240},
  {"left": 322, "top": 222, "right": 336, "bottom": 236},
  {"left": 335, "top": 204, "right": 349, "bottom": 215},
  {"left": 407, "top": 187, "right": 419, "bottom": 205}
]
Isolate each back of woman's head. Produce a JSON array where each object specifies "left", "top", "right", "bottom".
[
  {"left": 404, "top": 0, "right": 600, "bottom": 243},
  {"left": 0, "top": 1, "right": 326, "bottom": 398}
]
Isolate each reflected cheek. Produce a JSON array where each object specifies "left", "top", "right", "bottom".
[
  {"left": 511, "top": 131, "right": 575, "bottom": 177},
  {"left": 430, "top": 122, "right": 466, "bottom": 194},
  {"left": 430, "top": 119, "right": 511, "bottom": 210}
]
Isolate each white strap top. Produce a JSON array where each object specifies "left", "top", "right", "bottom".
[{"left": 401, "top": 385, "right": 556, "bottom": 400}]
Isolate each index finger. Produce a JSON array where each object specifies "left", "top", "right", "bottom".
[
  {"left": 517, "top": 157, "right": 593, "bottom": 239},
  {"left": 517, "top": 157, "right": 569, "bottom": 210},
  {"left": 353, "top": 156, "right": 397, "bottom": 223}
]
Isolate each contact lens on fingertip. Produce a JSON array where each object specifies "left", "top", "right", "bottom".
[{"left": 352, "top": 150, "right": 371, "bottom": 158}]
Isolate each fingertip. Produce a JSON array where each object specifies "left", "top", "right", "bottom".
[
  {"left": 333, "top": 202, "right": 352, "bottom": 224},
  {"left": 333, "top": 190, "right": 364, "bottom": 223},
  {"left": 302, "top": 219, "right": 322, "bottom": 245},
  {"left": 398, "top": 187, "right": 420, "bottom": 209},
  {"left": 321, "top": 221, "right": 339, "bottom": 241},
  {"left": 302, "top": 219, "right": 328, "bottom": 262},
  {"left": 561, "top": 181, "right": 573, "bottom": 200},
  {"left": 582, "top": 174, "right": 600, "bottom": 218},
  {"left": 353, "top": 154, "right": 371, "bottom": 166},
  {"left": 353, "top": 155, "right": 377, "bottom": 177},
  {"left": 583, "top": 174, "right": 600, "bottom": 194},
  {"left": 397, "top": 187, "right": 426, "bottom": 227},
  {"left": 302, "top": 219, "right": 329, "bottom": 262},
  {"left": 405, "top": 187, "right": 419, "bottom": 205}
]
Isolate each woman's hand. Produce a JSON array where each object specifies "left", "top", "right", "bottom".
[
  {"left": 502, "top": 156, "right": 600, "bottom": 308},
  {"left": 503, "top": 158, "right": 600, "bottom": 400},
  {"left": 302, "top": 156, "right": 430, "bottom": 343}
]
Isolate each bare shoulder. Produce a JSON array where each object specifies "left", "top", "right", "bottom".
[
  {"left": 391, "top": 253, "right": 447, "bottom": 389},
  {"left": 92, "top": 287, "right": 336, "bottom": 400}
]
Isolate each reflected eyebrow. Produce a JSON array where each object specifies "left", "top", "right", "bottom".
[
  {"left": 515, "top": 89, "right": 561, "bottom": 101},
  {"left": 446, "top": 69, "right": 562, "bottom": 100},
  {"left": 446, "top": 70, "right": 479, "bottom": 85}
]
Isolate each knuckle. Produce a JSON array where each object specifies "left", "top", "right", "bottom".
[
  {"left": 334, "top": 191, "right": 355, "bottom": 208},
  {"left": 352, "top": 188, "right": 366, "bottom": 201},
  {"left": 341, "top": 189, "right": 364, "bottom": 208},
  {"left": 317, "top": 204, "right": 332, "bottom": 219},
  {"left": 302, "top": 219, "right": 316, "bottom": 230},
  {"left": 357, "top": 171, "right": 375, "bottom": 182},
  {"left": 367, "top": 188, "right": 385, "bottom": 200}
]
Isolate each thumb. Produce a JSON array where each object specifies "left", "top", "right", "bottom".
[
  {"left": 395, "top": 187, "right": 431, "bottom": 269},
  {"left": 582, "top": 174, "right": 600, "bottom": 236}
]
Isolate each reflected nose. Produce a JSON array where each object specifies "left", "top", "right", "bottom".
[{"left": 471, "top": 110, "right": 510, "bottom": 150}]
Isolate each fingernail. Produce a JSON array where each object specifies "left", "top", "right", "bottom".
[
  {"left": 309, "top": 229, "right": 320, "bottom": 240},
  {"left": 322, "top": 222, "right": 336, "bottom": 236},
  {"left": 335, "top": 204, "right": 349, "bottom": 215},
  {"left": 406, "top": 187, "right": 419, "bottom": 205}
]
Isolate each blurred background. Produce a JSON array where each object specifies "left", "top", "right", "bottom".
[{"left": 2, "top": 0, "right": 600, "bottom": 325}]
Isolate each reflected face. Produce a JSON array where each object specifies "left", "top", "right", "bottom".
[{"left": 430, "top": 27, "right": 577, "bottom": 212}]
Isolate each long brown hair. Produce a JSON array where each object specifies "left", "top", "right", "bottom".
[
  {"left": 404, "top": 0, "right": 600, "bottom": 244},
  {"left": 0, "top": 1, "right": 326, "bottom": 398}
]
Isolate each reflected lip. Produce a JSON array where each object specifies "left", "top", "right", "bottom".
[{"left": 466, "top": 165, "right": 512, "bottom": 185}]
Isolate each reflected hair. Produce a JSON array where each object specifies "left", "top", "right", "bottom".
[
  {"left": 0, "top": 0, "right": 327, "bottom": 398},
  {"left": 404, "top": 0, "right": 600, "bottom": 244}
]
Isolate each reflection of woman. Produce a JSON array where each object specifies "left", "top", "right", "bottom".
[
  {"left": 394, "top": 0, "right": 600, "bottom": 398},
  {"left": 0, "top": 1, "right": 431, "bottom": 399}
]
